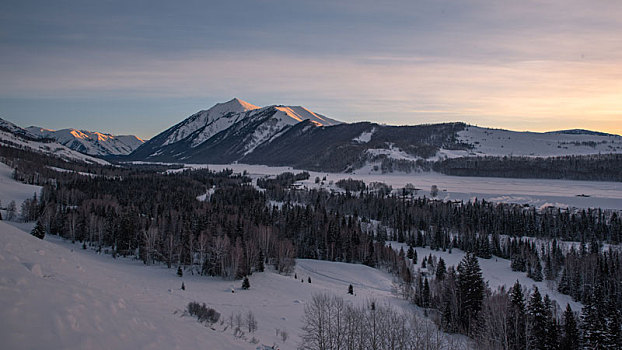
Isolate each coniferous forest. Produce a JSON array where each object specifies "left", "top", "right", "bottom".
[{"left": 4, "top": 145, "right": 622, "bottom": 349}]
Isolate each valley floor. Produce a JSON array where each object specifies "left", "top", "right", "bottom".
[{"left": 183, "top": 163, "right": 622, "bottom": 210}]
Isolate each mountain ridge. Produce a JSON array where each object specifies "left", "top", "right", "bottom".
[
  {"left": 0, "top": 117, "right": 109, "bottom": 165},
  {"left": 127, "top": 98, "right": 622, "bottom": 175},
  {"left": 26, "top": 126, "right": 144, "bottom": 156}
]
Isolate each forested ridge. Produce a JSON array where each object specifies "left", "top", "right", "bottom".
[
  {"left": 376, "top": 153, "right": 622, "bottom": 182},
  {"left": 4, "top": 145, "right": 621, "bottom": 349}
]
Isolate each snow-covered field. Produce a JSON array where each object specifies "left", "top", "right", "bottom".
[
  {"left": 0, "top": 221, "right": 419, "bottom": 350},
  {"left": 0, "top": 162, "right": 41, "bottom": 212},
  {"left": 177, "top": 163, "right": 622, "bottom": 210}
]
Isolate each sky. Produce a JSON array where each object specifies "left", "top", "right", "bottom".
[{"left": 1, "top": 0, "right": 621, "bottom": 140}]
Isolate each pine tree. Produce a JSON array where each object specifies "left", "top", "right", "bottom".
[
  {"left": 242, "top": 276, "right": 250, "bottom": 290},
  {"left": 479, "top": 235, "right": 492, "bottom": 258},
  {"left": 440, "top": 269, "right": 459, "bottom": 333},
  {"left": 604, "top": 297, "right": 621, "bottom": 349},
  {"left": 422, "top": 278, "right": 431, "bottom": 308},
  {"left": 581, "top": 287, "right": 607, "bottom": 349},
  {"left": 30, "top": 220, "right": 45, "bottom": 239},
  {"left": 436, "top": 257, "right": 447, "bottom": 280},
  {"left": 527, "top": 287, "right": 548, "bottom": 350},
  {"left": 558, "top": 268, "right": 570, "bottom": 294},
  {"left": 507, "top": 280, "right": 527, "bottom": 350},
  {"left": 256, "top": 250, "right": 265, "bottom": 272},
  {"left": 543, "top": 294, "right": 559, "bottom": 350},
  {"left": 407, "top": 245, "right": 414, "bottom": 260},
  {"left": 560, "top": 304, "right": 579, "bottom": 350},
  {"left": 529, "top": 258, "right": 543, "bottom": 282},
  {"left": 456, "top": 252, "right": 484, "bottom": 335}
]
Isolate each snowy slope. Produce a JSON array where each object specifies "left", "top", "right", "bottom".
[
  {"left": 0, "top": 162, "right": 41, "bottom": 214},
  {"left": 162, "top": 98, "right": 260, "bottom": 147},
  {"left": 273, "top": 106, "right": 341, "bottom": 126},
  {"left": 0, "top": 118, "right": 41, "bottom": 139},
  {"left": 0, "top": 126, "right": 108, "bottom": 165},
  {"left": 448, "top": 125, "right": 622, "bottom": 158},
  {"left": 0, "top": 221, "right": 428, "bottom": 350},
  {"left": 27, "top": 127, "right": 144, "bottom": 156}
]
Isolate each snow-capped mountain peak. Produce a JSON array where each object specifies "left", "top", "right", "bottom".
[
  {"left": 212, "top": 97, "right": 260, "bottom": 115},
  {"left": 26, "top": 127, "right": 144, "bottom": 156},
  {"left": 0, "top": 118, "right": 109, "bottom": 164},
  {"left": 162, "top": 98, "right": 260, "bottom": 147},
  {"left": 273, "top": 106, "right": 341, "bottom": 126},
  {"left": 129, "top": 98, "right": 344, "bottom": 162}
]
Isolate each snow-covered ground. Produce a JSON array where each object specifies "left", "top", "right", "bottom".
[
  {"left": 0, "top": 162, "right": 41, "bottom": 213},
  {"left": 173, "top": 163, "right": 622, "bottom": 210},
  {"left": 0, "top": 221, "right": 419, "bottom": 350},
  {"left": 454, "top": 126, "right": 622, "bottom": 158}
]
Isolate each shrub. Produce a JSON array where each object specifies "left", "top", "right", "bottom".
[{"left": 187, "top": 302, "right": 220, "bottom": 324}]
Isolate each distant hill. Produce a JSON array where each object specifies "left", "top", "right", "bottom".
[
  {"left": 0, "top": 118, "right": 108, "bottom": 165},
  {"left": 26, "top": 127, "right": 144, "bottom": 156}
]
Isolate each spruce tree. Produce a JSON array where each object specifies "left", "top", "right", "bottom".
[
  {"left": 422, "top": 278, "right": 430, "bottom": 308},
  {"left": 507, "top": 280, "right": 526, "bottom": 350},
  {"left": 30, "top": 220, "right": 45, "bottom": 239},
  {"left": 348, "top": 284, "right": 353, "bottom": 295},
  {"left": 581, "top": 287, "right": 607, "bottom": 348},
  {"left": 557, "top": 268, "right": 570, "bottom": 294},
  {"left": 177, "top": 266, "right": 183, "bottom": 277},
  {"left": 436, "top": 257, "right": 447, "bottom": 280},
  {"left": 604, "top": 298, "right": 621, "bottom": 349},
  {"left": 528, "top": 258, "right": 543, "bottom": 282},
  {"left": 456, "top": 252, "right": 484, "bottom": 335},
  {"left": 242, "top": 276, "right": 250, "bottom": 290},
  {"left": 256, "top": 250, "right": 265, "bottom": 272},
  {"left": 527, "top": 287, "right": 548, "bottom": 350},
  {"left": 543, "top": 294, "right": 559, "bottom": 350},
  {"left": 560, "top": 304, "right": 579, "bottom": 350},
  {"left": 407, "top": 245, "right": 414, "bottom": 260}
]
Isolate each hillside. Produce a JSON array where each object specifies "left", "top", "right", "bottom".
[{"left": 0, "top": 220, "right": 444, "bottom": 349}]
